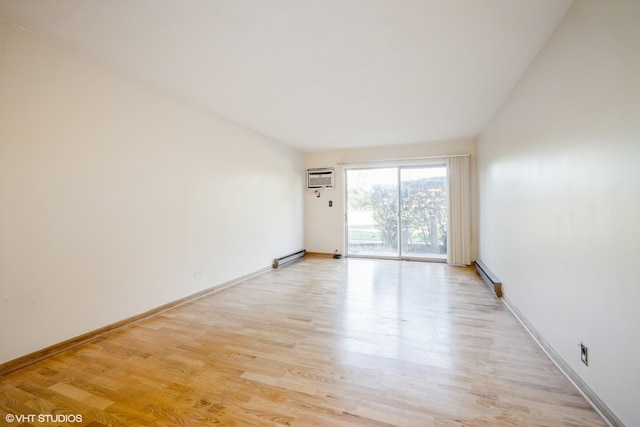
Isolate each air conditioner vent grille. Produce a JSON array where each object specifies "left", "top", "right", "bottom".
[{"left": 307, "top": 168, "right": 334, "bottom": 189}]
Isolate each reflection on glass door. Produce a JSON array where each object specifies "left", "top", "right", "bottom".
[
  {"left": 400, "top": 167, "right": 447, "bottom": 259},
  {"left": 346, "top": 168, "right": 399, "bottom": 257},
  {"left": 346, "top": 166, "right": 447, "bottom": 260}
]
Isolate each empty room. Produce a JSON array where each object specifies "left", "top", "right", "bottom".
[{"left": 1, "top": 1, "right": 638, "bottom": 426}]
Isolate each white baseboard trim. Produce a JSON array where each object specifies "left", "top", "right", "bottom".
[
  {"left": 502, "top": 296, "right": 624, "bottom": 427},
  {"left": 1, "top": 265, "right": 272, "bottom": 376}
]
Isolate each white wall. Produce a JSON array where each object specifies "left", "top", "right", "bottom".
[
  {"left": 0, "top": 20, "right": 305, "bottom": 364},
  {"left": 477, "top": 1, "right": 640, "bottom": 425},
  {"left": 305, "top": 139, "right": 476, "bottom": 258}
]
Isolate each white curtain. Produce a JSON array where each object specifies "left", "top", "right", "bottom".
[{"left": 447, "top": 156, "right": 471, "bottom": 265}]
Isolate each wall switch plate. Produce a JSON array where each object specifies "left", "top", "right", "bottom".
[
  {"left": 580, "top": 343, "right": 588, "bottom": 366},
  {"left": 329, "top": 200, "right": 333, "bottom": 207}
]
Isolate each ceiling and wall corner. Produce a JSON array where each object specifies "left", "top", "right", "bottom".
[
  {"left": 0, "top": 17, "right": 305, "bottom": 364},
  {"left": 0, "top": 0, "right": 572, "bottom": 152}
]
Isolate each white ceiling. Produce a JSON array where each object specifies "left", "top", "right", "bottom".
[{"left": 0, "top": 0, "right": 572, "bottom": 152}]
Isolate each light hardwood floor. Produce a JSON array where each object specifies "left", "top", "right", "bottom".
[{"left": 0, "top": 258, "right": 605, "bottom": 426}]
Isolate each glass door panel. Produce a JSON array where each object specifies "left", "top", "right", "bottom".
[
  {"left": 346, "top": 168, "right": 399, "bottom": 257},
  {"left": 400, "top": 167, "right": 447, "bottom": 259}
]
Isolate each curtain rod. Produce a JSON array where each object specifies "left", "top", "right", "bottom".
[{"left": 336, "top": 154, "right": 470, "bottom": 165}]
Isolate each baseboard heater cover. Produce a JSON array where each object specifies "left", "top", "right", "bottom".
[
  {"left": 475, "top": 259, "right": 503, "bottom": 297},
  {"left": 272, "top": 249, "right": 306, "bottom": 269}
]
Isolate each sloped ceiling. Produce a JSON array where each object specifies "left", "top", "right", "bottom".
[{"left": 0, "top": 0, "right": 572, "bottom": 151}]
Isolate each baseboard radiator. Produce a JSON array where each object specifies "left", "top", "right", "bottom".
[
  {"left": 474, "top": 259, "right": 503, "bottom": 297},
  {"left": 272, "top": 249, "right": 306, "bottom": 269}
]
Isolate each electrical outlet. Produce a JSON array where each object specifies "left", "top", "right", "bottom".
[
  {"left": 194, "top": 269, "right": 203, "bottom": 278},
  {"left": 580, "top": 343, "right": 588, "bottom": 366}
]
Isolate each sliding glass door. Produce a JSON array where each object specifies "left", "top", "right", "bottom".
[
  {"left": 400, "top": 167, "right": 447, "bottom": 259},
  {"left": 346, "top": 168, "right": 399, "bottom": 257},
  {"left": 346, "top": 166, "right": 447, "bottom": 260}
]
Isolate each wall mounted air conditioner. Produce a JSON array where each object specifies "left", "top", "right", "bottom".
[{"left": 307, "top": 168, "right": 334, "bottom": 189}]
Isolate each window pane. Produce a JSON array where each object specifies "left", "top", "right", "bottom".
[
  {"left": 400, "top": 167, "right": 447, "bottom": 259},
  {"left": 346, "top": 168, "right": 399, "bottom": 257}
]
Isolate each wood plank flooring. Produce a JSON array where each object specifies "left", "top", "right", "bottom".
[{"left": 0, "top": 258, "right": 605, "bottom": 426}]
